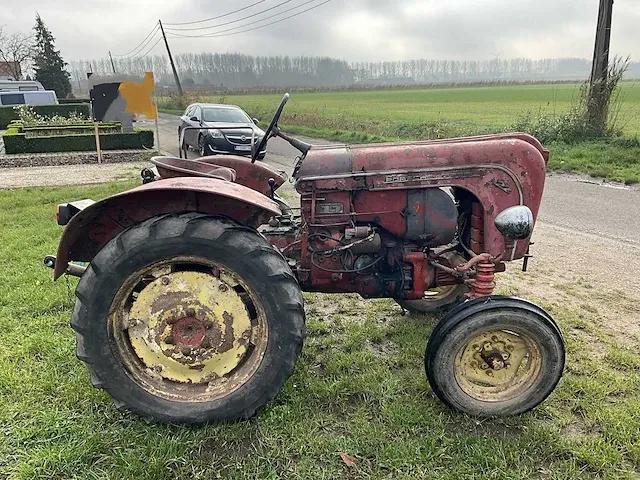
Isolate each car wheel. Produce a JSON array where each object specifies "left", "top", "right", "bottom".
[
  {"left": 198, "top": 135, "right": 207, "bottom": 157},
  {"left": 178, "top": 129, "right": 187, "bottom": 153}
]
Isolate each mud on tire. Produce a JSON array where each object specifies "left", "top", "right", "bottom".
[{"left": 71, "top": 213, "right": 305, "bottom": 424}]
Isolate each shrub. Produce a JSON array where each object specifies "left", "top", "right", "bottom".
[
  {"left": 511, "top": 110, "right": 602, "bottom": 144},
  {"left": 3, "top": 129, "right": 154, "bottom": 154},
  {"left": 0, "top": 103, "right": 91, "bottom": 129},
  {"left": 58, "top": 98, "right": 90, "bottom": 104}
]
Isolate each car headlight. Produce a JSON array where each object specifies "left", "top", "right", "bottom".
[{"left": 208, "top": 129, "right": 223, "bottom": 139}]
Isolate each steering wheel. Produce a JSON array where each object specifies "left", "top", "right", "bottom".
[{"left": 251, "top": 93, "right": 289, "bottom": 163}]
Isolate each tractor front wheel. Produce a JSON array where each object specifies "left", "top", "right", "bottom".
[
  {"left": 71, "top": 213, "right": 305, "bottom": 424},
  {"left": 425, "top": 296, "right": 564, "bottom": 416}
]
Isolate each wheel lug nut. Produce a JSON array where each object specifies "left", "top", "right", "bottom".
[
  {"left": 203, "top": 319, "right": 214, "bottom": 329},
  {"left": 186, "top": 308, "right": 196, "bottom": 317},
  {"left": 219, "top": 283, "right": 228, "bottom": 292},
  {"left": 161, "top": 277, "right": 170, "bottom": 285},
  {"left": 181, "top": 347, "right": 191, "bottom": 356},
  {"left": 165, "top": 336, "right": 174, "bottom": 345}
]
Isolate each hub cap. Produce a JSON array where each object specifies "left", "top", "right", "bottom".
[
  {"left": 109, "top": 257, "right": 267, "bottom": 402},
  {"left": 454, "top": 329, "right": 542, "bottom": 402},
  {"left": 128, "top": 271, "right": 252, "bottom": 384}
]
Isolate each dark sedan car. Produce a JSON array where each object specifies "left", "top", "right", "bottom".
[{"left": 178, "top": 103, "right": 267, "bottom": 159}]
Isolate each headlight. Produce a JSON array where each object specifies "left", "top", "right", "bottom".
[
  {"left": 208, "top": 129, "right": 223, "bottom": 139},
  {"left": 494, "top": 206, "right": 534, "bottom": 240}
]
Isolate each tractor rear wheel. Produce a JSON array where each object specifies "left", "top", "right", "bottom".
[
  {"left": 425, "top": 296, "right": 564, "bottom": 416},
  {"left": 71, "top": 213, "right": 305, "bottom": 424}
]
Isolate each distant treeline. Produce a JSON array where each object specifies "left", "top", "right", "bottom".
[{"left": 70, "top": 54, "right": 640, "bottom": 91}]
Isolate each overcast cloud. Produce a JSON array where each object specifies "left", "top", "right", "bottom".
[{"left": 4, "top": 0, "right": 640, "bottom": 62}]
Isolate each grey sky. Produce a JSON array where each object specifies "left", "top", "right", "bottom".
[{"left": 5, "top": 0, "right": 640, "bottom": 62}]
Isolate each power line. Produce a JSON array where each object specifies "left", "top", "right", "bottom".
[
  {"left": 166, "top": 0, "right": 331, "bottom": 38},
  {"left": 112, "top": 23, "right": 160, "bottom": 57},
  {"left": 164, "top": 0, "right": 268, "bottom": 26},
  {"left": 127, "top": 35, "right": 164, "bottom": 60},
  {"left": 164, "top": 0, "right": 295, "bottom": 31}
]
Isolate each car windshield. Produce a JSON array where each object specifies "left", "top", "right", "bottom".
[{"left": 202, "top": 107, "right": 250, "bottom": 123}]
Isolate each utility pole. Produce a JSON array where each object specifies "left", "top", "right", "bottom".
[
  {"left": 158, "top": 19, "right": 183, "bottom": 96},
  {"left": 108, "top": 51, "right": 116, "bottom": 73},
  {"left": 588, "top": 0, "right": 614, "bottom": 132}
]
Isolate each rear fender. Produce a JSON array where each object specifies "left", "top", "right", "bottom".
[{"left": 53, "top": 177, "right": 281, "bottom": 279}]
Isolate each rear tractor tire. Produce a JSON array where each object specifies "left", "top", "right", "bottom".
[
  {"left": 425, "top": 296, "right": 565, "bottom": 416},
  {"left": 71, "top": 213, "right": 305, "bottom": 424}
]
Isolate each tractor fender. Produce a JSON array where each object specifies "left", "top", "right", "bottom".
[{"left": 53, "top": 177, "right": 281, "bottom": 279}]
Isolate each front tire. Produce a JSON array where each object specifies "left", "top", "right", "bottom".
[
  {"left": 71, "top": 213, "right": 305, "bottom": 424},
  {"left": 198, "top": 134, "right": 208, "bottom": 157},
  {"left": 425, "top": 296, "right": 564, "bottom": 416}
]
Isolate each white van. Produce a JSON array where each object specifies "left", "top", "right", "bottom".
[
  {"left": 0, "top": 90, "right": 59, "bottom": 106},
  {"left": 0, "top": 80, "right": 45, "bottom": 92}
]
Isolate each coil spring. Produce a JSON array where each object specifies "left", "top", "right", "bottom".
[{"left": 470, "top": 261, "right": 495, "bottom": 297}]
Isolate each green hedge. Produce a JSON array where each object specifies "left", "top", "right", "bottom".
[
  {"left": 8, "top": 121, "right": 121, "bottom": 134},
  {"left": 3, "top": 130, "right": 154, "bottom": 154},
  {"left": 0, "top": 103, "right": 91, "bottom": 129},
  {"left": 58, "top": 98, "right": 91, "bottom": 104}
]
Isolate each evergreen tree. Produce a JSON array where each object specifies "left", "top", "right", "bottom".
[{"left": 33, "top": 14, "right": 72, "bottom": 98}]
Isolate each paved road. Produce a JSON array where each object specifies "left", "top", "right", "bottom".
[{"left": 150, "top": 113, "right": 640, "bottom": 247}]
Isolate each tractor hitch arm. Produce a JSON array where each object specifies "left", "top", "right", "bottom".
[{"left": 44, "top": 255, "right": 87, "bottom": 278}]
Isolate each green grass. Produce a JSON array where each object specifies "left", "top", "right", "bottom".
[
  {"left": 158, "top": 82, "right": 640, "bottom": 183},
  {"left": 157, "top": 82, "right": 640, "bottom": 138},
  {"left": 1, "top": 182, "right": 640, "bottom": 479}
]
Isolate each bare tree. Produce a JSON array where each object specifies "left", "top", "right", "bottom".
[{"left": 0, "top": 26, "right": 34, "bottom": 79}]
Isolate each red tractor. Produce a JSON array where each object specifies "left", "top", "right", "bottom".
[{"left": 46, "top": 94, "right": 564, "bottom": 424}]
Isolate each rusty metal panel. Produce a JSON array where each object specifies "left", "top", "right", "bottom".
[
  {"left": 405, "top": 188, "right": 457, "bottom": 245},
  {"left": 54, "top": 178, "right": 281, "bottom": 279},
  {"left": 294, "top": 146, "right": 352, "bottom": 178},
  {"left": 294, "top": 134, "right": 546, "bottom": 259}
]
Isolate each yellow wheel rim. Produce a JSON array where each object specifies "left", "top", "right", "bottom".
[
  {"left": 453, "top": 329, "right": 542, "bottom": 402},
  {"left": 109, "top": 257, "right": 268, "bottom": 402},
  {"left": 128, "top": 271, "right": 252, "bottom": 384}
]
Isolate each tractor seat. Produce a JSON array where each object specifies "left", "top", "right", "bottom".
[{"left": 150, "top": 156, "right": 237, "bottom": 182}]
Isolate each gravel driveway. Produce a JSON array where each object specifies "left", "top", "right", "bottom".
[{"left": 0, "top": 161, "right": 149, "bottom": 189}]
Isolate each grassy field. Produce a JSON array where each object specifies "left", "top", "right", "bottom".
[
  {"left": 157, "top": 82, "right": 640, "bottom": 183},
  {"left": 2, "top": 182, "right": 640, "bottom": 479},
  {"left": 157, "top": 83, "right": 639, "bottom": 136}
]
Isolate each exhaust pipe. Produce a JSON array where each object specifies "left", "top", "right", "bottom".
[{"left": 43, "top": 255, "right": 87, "bottom": 277}]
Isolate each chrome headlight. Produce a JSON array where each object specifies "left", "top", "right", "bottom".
[
  {"left": 494, "top": 206, "right": 534, "bottom": 240},
  {"left": 208, "top": 129, "right": 223, "bottom": 139}
]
